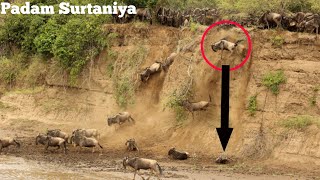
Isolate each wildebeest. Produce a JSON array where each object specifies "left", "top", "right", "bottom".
[
  {"left": 157, "top": 7, "right": 166, "bottom": 25},
  {"left": 123, "top": 157, "right": 163, "bottom": 180},
  {"left": 107, "top": 112, "right": 135, "bottom": 126},
  {"left": 162, "top": 53, "right": 177, "bottom": 71},
  {"left": 75, "top": 136, "right": 103, "bottom": 153},
  {"left": 211, "top": 39, "right": 244, "bottom": 56},
  {"left": 136, "top": 8, "right": 152, "bottom": 25},
  {"left": 0, "top": 137, "right": 20, "bottom": 152},
  {"left": 168, "top": 147, "right": 189, "bottom": 160},
  {"left": 215, "top": 155, "right": 230, "bottom": 164},
  {"left": 37, "top": 135, "right": 67, "bottom": 154},
  {"left": 259, "top": 11, "right": 282, "bottom": 29},
  {"left": 35, "top": 133, "right": 49, "bottom": 145},
  {"left": 125, "top": 138, "right": 139, "bottom": 152},
  {"left": 181, "top": 95, "right": 211, "bottom": 118},
  {"left": 140, "top": 61, "right": 162, "bottom": 82},
  {"left": 300, "top": 14, "right": 320, "bottom": 36},
  {"left": 71, "top": 129, "right": 100, "bottom": 140},
  {"left": 47, "top": 129, "right": 70, "bottom": 143}
]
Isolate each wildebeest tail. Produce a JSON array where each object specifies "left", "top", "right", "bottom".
[
  {"left": 157, "top": 163, "right": 163, "bottom": 175},
  {"left": 209, "top": 94, "right": 212, "bottom": 102},
  {"left": 98, "top": 143, "right": 103, "bottom": 149}
]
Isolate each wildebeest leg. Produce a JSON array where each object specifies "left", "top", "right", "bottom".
[
  {"left": 63, "top": 142, "right": 67, "bottom": 154},
  {"left": 133, "top": 170, "right": 137, "bottom": 180},
  {"left": 92, "top": 147, "right": 95, "bottom": 153}
]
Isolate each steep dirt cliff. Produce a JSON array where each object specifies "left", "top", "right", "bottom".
[{"left": 0, "top": 23, "right": 319, "bottom": 174}]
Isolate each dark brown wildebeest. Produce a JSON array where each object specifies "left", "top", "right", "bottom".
[
  {"left": 107, "top": 112, "right": 135, "bottom": 126},
  {"left": 166, "top": 8, "right": 174, "bottom": 26},
  {"left": 157, "top": 7, "right": 167, "bottom": 25},
  {"left": 0, "top": 137, "right": 20, "bottom": 152},
  {"left": 47, "top": 129, "right": 70, "bottom": 144},
  {"left": 123, "top": 157, "right": 163, "bottom": 180},
  {"left": 125, "top": 138, "right": 139, "bottom": 152},
  {"left": 181, "top": 95, "right": 212, "bottom": 119},
  {"left": 259, "top": 11, "right": 282, "bottom": 29},
  {"left": 136, "top": 8, "right": 152, "bottom": 25},
  {"left": 168, "top": 147, "right": 189, "bottom": 160},
  {"left": 140, "top": 61, "right": 162, "bottom": 82},
  {"left": 204, "top": 9, "right": 218, "bottom": 25},
  {"left": 172, "top": 10, "right": 183, "bottom": 28},
  {"left": 37, "top": 135, "right": 67, "bottom": 154}
]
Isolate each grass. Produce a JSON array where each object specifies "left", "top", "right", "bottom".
[
  {"left": 248, "top": 95, "right": 257, "bottom": 116},
  {"left": 112, "top": 44, "right": 148, "bottom": 108},
  {"left": 262, "top": 70, "right": 286, "bottom": 95},
  {"left": 280, "top": 115, "right": 319, "bottom": 130},
  {"left": 310, "top": 85, "right": 319, "bottom": 106},
  {"left": 270, "top": 35, "right": 285, "bottom": 48},
  {"left": 166, "top": 90, "right": 188, "bottom": 123},
  {"left": 190, "top": 21, "right": 200, "bottom": 32},
  {"left": 8, "top": 86, "right": 45, "bottom": 95},
  {"left": 0, "top": 101, "right": 7, "bottom": 109}
]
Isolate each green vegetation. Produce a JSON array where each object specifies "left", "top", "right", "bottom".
[
  {"left": 271, "top": 35, "right": 285, "bottom": 48},
  {"left": 112, "top": 44, "right": 148, "bottom": 108},
  {"left": 248, "top": 95, "right": 258, "bottom": 116},
  {"left": 262, "top": 70, "right": 286, "bottom": 95},
  {"left": 0, "top": 57, "right": 19, "bottom": 87},
  {"left": 190, "top": 21, "right": 200, "bottom": 32},
  {"left": 166, "top": 90, "right": 188, "bottom": 123},
  {"left": 0, "top": 0, "right": 111, "bottom": 86},
  {"left": 280, "top": 115, "right": 320, "bottom": 130},
  {"left": 310, "top": 85, "right": 319, "bottom": 106}
]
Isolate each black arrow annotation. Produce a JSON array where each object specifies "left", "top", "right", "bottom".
[{"left": 216, "top": 65, "right": 233, "bottom": 151}]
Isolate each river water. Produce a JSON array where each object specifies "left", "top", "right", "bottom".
[
  {"left": 0, "top": 155, "right": 130, "bottom": 180},
  {"left": 0, "top": 155, "right": 303, "bottom": 180}
]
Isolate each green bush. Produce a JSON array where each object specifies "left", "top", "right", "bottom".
[
  {"left": 271, "top": 35, "right": 285, "bottom": 48},
  {"left": 112, "top": 44, "right": 148, "bottom": 108},
  {"left": 34, "top": 19, "right": 61, "bottom": 56},
  {"left": 18, "top": 57, "right": 47, "bottom": 87},
  {"left": 0, "top": 57, "right": 20, "bottom": 86},
  {"left": 114, "top": 77, "right": 135, "bottom": 108},
  {"left": 166, "top": 90, "right": 188, "bottom": 122},
  {"left": 262, "top": 70, "right": 286, "bottom": 95},
  {"left": 0, "top": 1, "right": 109, "bottom": 85},
  {"left": 248, "top": 95, "right": 257, "bottom": 116},
  {"left": 281, "top": 115, "right": 314, "bottom": 130}
]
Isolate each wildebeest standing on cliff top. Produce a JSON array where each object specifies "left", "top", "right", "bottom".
[
  {"left": 259, "top": 11, "right": 282, "bottom": 29},
  {"left": 136, "top": 8, "right": 153, "bottom": 25}
]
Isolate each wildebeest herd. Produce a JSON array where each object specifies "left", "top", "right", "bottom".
[
  {"left": 113, "top": 7, "right": 320, "bottom": 37},
  {"left": 0, "top": 111, "right": 193, "bottom": 179}
]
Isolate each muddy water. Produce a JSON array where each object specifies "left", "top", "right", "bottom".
[
  {"left": 0, "top": 156, "right": 129, "bottom": 180},
  {"left": 0, "top": 156, "right": 301, "bottom": 180}
]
